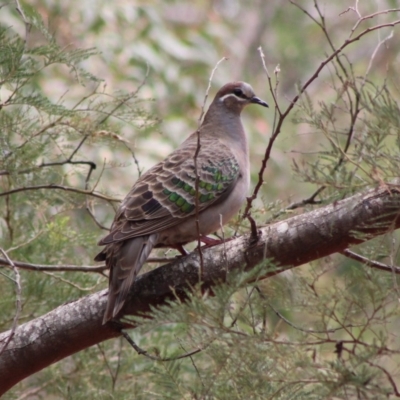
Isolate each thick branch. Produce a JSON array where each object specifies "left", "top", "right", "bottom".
[{"left": 1, "top": 185, "right": 400, "bottom": 394}]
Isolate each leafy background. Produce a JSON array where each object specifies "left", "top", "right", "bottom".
[{"left": 1, "top": 0, "right": 400, "bottom": 398}]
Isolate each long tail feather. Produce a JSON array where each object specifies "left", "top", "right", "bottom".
[{"left": 102, "top": 233, "right": 159, "bottom": 324}]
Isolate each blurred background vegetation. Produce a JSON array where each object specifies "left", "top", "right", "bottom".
[{"left": 2, "top": 0, "right": 400, "bottom": 398}]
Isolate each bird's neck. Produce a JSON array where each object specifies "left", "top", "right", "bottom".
[
  {"left": 201, "top": 102, "right": 247, "bottom": 146},
  {"left": 202, "top": 100, "right": 241, "bottom": 124},
  {"left": 200, "top": 103, "right": 249, "bottom": 174}
]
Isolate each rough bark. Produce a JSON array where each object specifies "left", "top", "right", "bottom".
[{"left": 1, "top": 185, "right": 400, "bottom": 394}]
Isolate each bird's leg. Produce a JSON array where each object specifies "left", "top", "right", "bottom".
[
  {"left": 196, "top": 235, "right": 235, "bottom": 249},
  {"left": 173, "top": 244, "right": 189, "bottom": 256},
  {"left": 200, "top": 235, "right": 222, "bottom": 246}
]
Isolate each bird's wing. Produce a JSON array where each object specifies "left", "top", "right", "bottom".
[{"left": 99, "top": 135, "right": 240, "bottom": 244}]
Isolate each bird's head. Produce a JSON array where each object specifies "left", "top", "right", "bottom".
[{"left": 214, "top": 81, "right": 268, "bottom": 113}]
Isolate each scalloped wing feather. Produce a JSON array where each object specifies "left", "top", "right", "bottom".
[{"left": 99, "top": 135, "right": 240, "bottom": 244}]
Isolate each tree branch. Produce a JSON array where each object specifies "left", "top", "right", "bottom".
[
  {"left": 0, "top": 258, "right": 107, "bottom": 273},
  {"left": 0, "top": 184, "right": 120, "bottom": 202},
  {"left": 0, "top": 184, "right": 400, "bottom": 394}
]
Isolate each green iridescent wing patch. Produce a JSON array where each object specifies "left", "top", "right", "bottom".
[
  {"left": 104, "top": 135, "right": 241, "bottom": 241},
  {"left": 160, "top": 152, "right": 239, "bottom": 214}
]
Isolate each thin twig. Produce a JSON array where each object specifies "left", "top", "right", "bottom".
[
  {"left": 96, "top": 342, "right": 121, "bottom": 389},
  {"left": 6, "top": 228, "right": 46, "bottom": 253},
  {"left": 253, "top": 7, "right": 399, "bottom": 219},
  {"left": 0, "top": 184, "right": 120, "bottom": 202},
  {"left": 121, "top": 330, "right": 203, "bottom": 361},
  {"left": 341, "top": 249, "right": 400, "bottom": 274},
  {"left": 242, "top": 47, "right": 281, "bottom": 221},
  {"left": 194, "top": 57, "right": 227, "bottom": 280},
  {"left": 15, "top": 0, "right": 31, "bottom": 48},
  {"left": 43, "top": 271, "right": 102, "bottom": 291},
  {"left": 0, "top": 257, "right": 107, "bottom": 273},
  {"left": 86, "top": 158, "right": 114, "bottom": 229},
  {"left": 229, "top": 287, "right": 258, "bottom": 332},
  {"left": 177, "top": 338, "right": 205, "bottom": 387},
  {"left": 0, "top": 248, "right": 22, "bottom": 355},
  {"left": 255, "top": 287, "right": 361, "bottom": 334},
  {"left": 0, "top": 159, "right": 96, "bottom": 176}
]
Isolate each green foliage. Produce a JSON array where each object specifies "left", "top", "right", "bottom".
[
  {"left": 23, "top": 261, "right": 395, "bottom": 399},
  {"left": 0, "top": 5, "right": 157, "bottom": 322},
  {"left": 115, "top": 262, "right": 398, "bottom": 399},
  {"left": 293, "top": 80, "right": 400, "bottom": 200}
]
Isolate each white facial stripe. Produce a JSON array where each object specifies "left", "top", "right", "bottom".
[
  {"left": 219, "top": 93, "right": 248, "bottom": 102},
  {"left": 242, "top": 82, "right": 252, "bottom": 92}
]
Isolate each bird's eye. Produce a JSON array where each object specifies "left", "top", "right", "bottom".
[{"left": 233, "top": 88, "right": 244, "bottom": 98}]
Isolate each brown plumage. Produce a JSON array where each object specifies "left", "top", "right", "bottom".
[{"left": 95, "top": 82, "right": 268, "bottom": 323}]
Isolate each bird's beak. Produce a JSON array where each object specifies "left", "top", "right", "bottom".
[{"left": 250, "top": 96, "right": 269, "bottom": 108}]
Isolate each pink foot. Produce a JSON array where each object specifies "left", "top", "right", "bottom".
[
  {"left": 200, "top": 235, "right": 222, "bottom": 246},
  {"left": 173, "top": 244, "right": 189, "bottom": 256},
  {"left": 198, "top": 235, "right": 234, "bottom": 248}
]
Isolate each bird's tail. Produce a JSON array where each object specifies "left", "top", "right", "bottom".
[{"left": 102, "top": 233, "right": 159, "bottom": 324}]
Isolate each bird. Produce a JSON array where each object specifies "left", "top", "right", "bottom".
[{"left": 95, "top": 81, "right": 268, "bottom": 324}]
